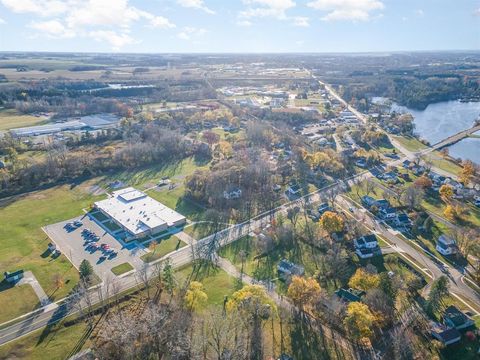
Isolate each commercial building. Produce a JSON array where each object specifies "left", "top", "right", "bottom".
[
  {"left": 10, "top": 113, "right": 120, "bottom": 137},
  {"left": 93, "top": 187, "right": 186, "bottom": 242}
]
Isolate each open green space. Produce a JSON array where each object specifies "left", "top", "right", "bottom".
[
  {"left": 147, "top": 185, "right": 204, "bottom": 221},
  {"left": 176, "top": 264, "right": 239, "bottom": 306},
  {"left": 0, "top": 183, "right": 104, "bottom": 305},
  {"left": 96, "top": 156, "right": 209, "bottom": 191},
  {"left": 141, "top": 235, "right": 186, "bottom": 263},
  {"left": 219, "top": 235, "right": 350, "bottom": 294},
  {"left": 110, "top": 262, "right": 134, "bottom": 276},
  {"left": 0, "top": 317, "right": 92, "bottom": 360},
  {"left": 0, "top": 284, "right": 39, "bottom": 324},
  {"left": 392, "top": 135, "right": 428, "bottom": 152},
  {"left": 0, "top": 109, "right": 49, "bottom": 131},
  {"left": 424, "top": 153, "right": 462, "bottom": 175}
]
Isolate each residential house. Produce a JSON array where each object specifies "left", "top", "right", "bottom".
[
  {"left": 277, "top": 259, "right": 305, "bottom": 281},
  {"left": 430, "top": 322, "right": 462, "bottom": 346},
  {"left": 354, "top": 234, "right": 380, "bottom": 259},
  {"left": 355, "top": 158, "right": 367, "bottom": 168},
  {"left": 223, "top": 188, "right": 242, "bottom": 200},
  {"left": 395, "top": 213, "right": 412, "bottom": 228},
  {"left": 318, "top": 202, "right": 331, "bottom": 215},
  {"left": 443, "top": 306, "right": 475, "bottom": 330},
  {"left": 379, "top": 207, "right": 397, "bottom": 220},
  {"left": 361, "top": 195, "right": 376, "bottom": 208},
  {"left": 286, "top": 183, "right": 301, "bottom": 197},
  {"left": 4, "top": 270, "right": 24, "bottom": 284},
  {"left": 436, "top": 235, "right": 457, "bottom": 256},
  {"left": 402, "top": 160, "right": 411, "bottom": 169},
  {"left": 335, "top": 288, "right": 365, "bottom": 303}
]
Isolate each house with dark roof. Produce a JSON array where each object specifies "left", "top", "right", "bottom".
[
  {"left": 436, "top": 235, "right": 457, "bottom": 256},
  {"left": 277, "top": 259, "right": 304, "bottom": 281},
  {"left": 4, "top": 270, "right": 24, "bottom": 284},
  {"left": 395, "top": 213, "right": 412, "bottom": 227},
  {"left": 443, "top": 306, "right": 475, "bottom": 330},
  {"left": 286, "top": 182, "right": 301, "bottom": 197},
  {"left": 354, "top": 234, "right": 380, "bottom": 259},
  {"left": 379, "top": 206, "right": 397, "bottom": 220},
  {"left": 361, "top": 195, "right": 376, "bottom": 208},
  {"left": 335, "top": 288, "right": 365, "bottom": 303},
  {"left": 430, "top": 322, "right": 461, "bottom": 346},
  {"left": 317, "top": 202, "right": 331, "bottom": 215}
]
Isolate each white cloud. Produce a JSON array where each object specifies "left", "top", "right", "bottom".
[
  {"left": 307, "top": 0, "right": 384, "bottom": 21},
  {"left": 0, "top": 17, "right": 5, "bottom": 24},
  {"left": 89, "top": 30, "right": 135, "bottom": 50},
  {"left": 1, "top": 0, "right": 69, "bottom": 17},
  {"left": 30, "top": 19, "right": 75, "bottom": 38},
  {"left": 240, "top": 0, "right": 296, "bottom": 20},
  {"left": 292, "top": 16, "right": 309, "bottom": 27},
  {"left": 1, "top": 0, "right": 175, "bottom": 49},
  {"left": 474, "top": 8, "right": 480, "bottom": 16},
  {"left": 236, "top": 20, "right": 253, "bottom": 27},
  {"left": 177, "top": 27, "right": 207, "bottom": 41},
  {"left": 177, "top": 0, "right": 215, "bottom": 14},
  {"left": 414, "top": 9, "right": 424, "bottom": 17}
]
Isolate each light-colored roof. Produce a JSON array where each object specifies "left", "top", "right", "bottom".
[{"left": 94, "top": 187, "right": 185, "bottom": 236}]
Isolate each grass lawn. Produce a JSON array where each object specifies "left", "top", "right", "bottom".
[
  {"left": 0, "top": 109, "right": 49, "bottom": 131},
  {"left": 176, "top": 264, "right": 238, "bottom": 306},
  {"left": 147, "top": 185, "right": 204, "bottom": 221},
  {"left": 0, "top": 284, "right": 40, "bottom": 324},
  {"left": 110, "top": 262, "right": 134, "bottom": 276},
  {"left": 424, "top": 152, "right": 462, "bottom": 175},
  {"left": 422, "top": 194, "right": 480, "bottom": 228},
  {"left": 0, "top": 317, "right": 92, "bottom": 360},
  {"left": 96, "top": 156, "right": 210, "bottom": 191},
  {"left": 0, "top": 183, "right": 105, "bottom": 304},
  {"left": 392, "top": 135, "right": 428, "bottom": 152},
  {"left": 141, "top": 235, "right": 186, "bottom": 263},
  {"left": 183, "top": 221, "right": 229, "bottom": 240},
  {"left": 218, "top": 235, "right": 347, "bottom": 294}
]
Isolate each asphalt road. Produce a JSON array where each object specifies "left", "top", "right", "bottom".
[{"left": 336, "top": 196, "right": 480, "bottom": 315}]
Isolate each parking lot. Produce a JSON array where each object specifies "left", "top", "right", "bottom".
[{"left": 43, "top": 214, "right": 147, "bottom": 281}]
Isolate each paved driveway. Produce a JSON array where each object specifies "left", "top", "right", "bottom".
[{"left": 43, "top": 215, "right": 147, "bottom": 281}]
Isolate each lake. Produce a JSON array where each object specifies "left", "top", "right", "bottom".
[{"left": 376, "top": 99, "right": 480, "bottom": 165}]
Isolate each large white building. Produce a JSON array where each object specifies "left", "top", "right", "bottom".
[{"left": 94, "top": 187, "right": 186, "bottom": 241}]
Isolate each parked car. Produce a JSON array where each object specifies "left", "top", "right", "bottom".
[{"left": 73, "top": 220, "right": 83, "bottom": 227}]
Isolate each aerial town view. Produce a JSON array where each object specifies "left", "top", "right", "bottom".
[{"left": 0, "top": 1, "right": 479, "bottom": 359}]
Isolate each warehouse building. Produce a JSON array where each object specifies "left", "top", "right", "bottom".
[{"left": 93, "top": 187, "right": 186, "bottom": 241}]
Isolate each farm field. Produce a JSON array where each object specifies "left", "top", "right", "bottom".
[{"left": 0, "top": 109, "right": 49, "bottom": 131}]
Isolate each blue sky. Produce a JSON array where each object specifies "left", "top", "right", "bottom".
[{"left": 0, "top": 0, "right": 479, "bottom": 53}]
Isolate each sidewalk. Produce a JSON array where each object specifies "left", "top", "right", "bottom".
[{"left": 18, "top": 271, "right": 56, "bottom": 308}]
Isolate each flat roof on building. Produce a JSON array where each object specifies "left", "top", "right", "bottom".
[{"left": 94, "top": 187, "right": 186, "bottom": 236}]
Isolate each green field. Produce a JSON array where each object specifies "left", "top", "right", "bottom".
[
  {"left": 0, "top": 284, "right": 39, "bottom": 324},
  {"left": 176, "top": 264, "right": 239, "bottom": 306},
  {"left": 141, "top": 235, "right": 187, "bottom": 263},
  {"left": 392, "top": 135, "right": 428, "bottom": 152},
  {"left": 0, "top": 109, "right": 49, "bottom": 131},
  {"left": 0, "top": 183, "right": 104, "bottom": 308},
  {"left": 110, "top": 262, "right": 134, "bottom": 276},
  {"left": 0, "top": 317, "right": 92, "bottom": 360},
  {"left": 424, "top": 153, "right": 462, "bottom": 176}
]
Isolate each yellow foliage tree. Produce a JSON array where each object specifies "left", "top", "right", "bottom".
[
  {"left": 443, "top": 205, "right": 457, "bottom": 221},
  {"left": 287, "top": 276, "right": 321, "bottom": 311},
  {"left": 226, "top": 284, "right": 277, "bottom": 315},
  {"left": 459, "top": 160, "right": 475, "bottom": 186},
  {"left": 184, "top": 281, "right": 208, "bottom": 312},
  {"left": 439, "top": 184, "right": 454, "bottom": 201},
  {"left": 320, "top": 211, "right": 345, "bottom": 234},
  {"left": 348, "top": 268, "right": 380, "bottom": 291},
  {"left": 344, "top": 302, "right": 377, "bottom": 340}
]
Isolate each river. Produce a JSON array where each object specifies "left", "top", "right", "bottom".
[{"left": 373, "top": 98, "right": 480, "bottom": 165}]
